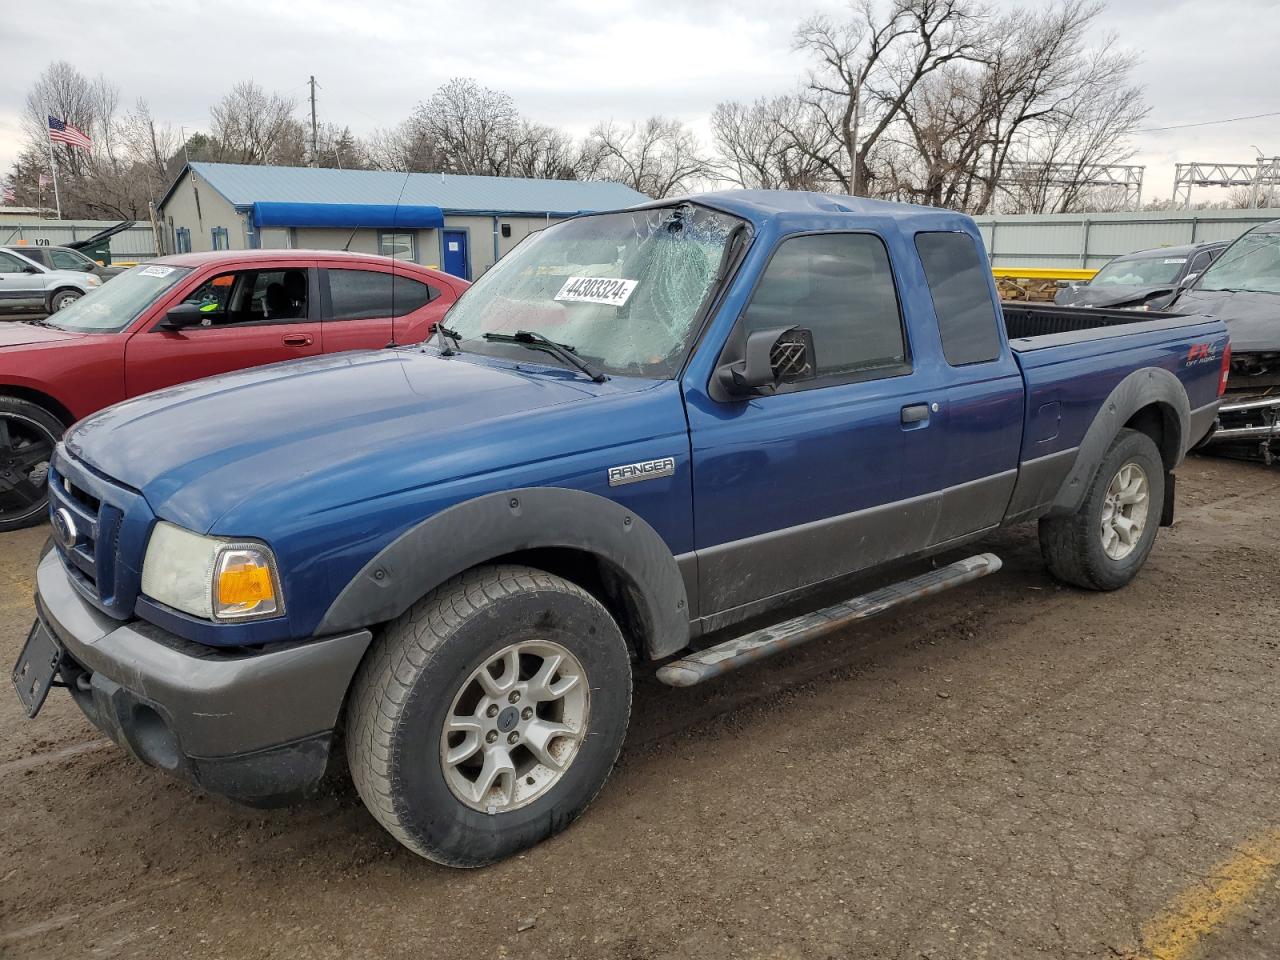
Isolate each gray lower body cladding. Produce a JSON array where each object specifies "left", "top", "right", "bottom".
[{"left": 34, "top": 550, "right": 371, "bottom": 806}]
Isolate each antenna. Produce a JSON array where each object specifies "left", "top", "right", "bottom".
[{"left": 385, "top": 168, "right": 413, "bottom": 349}]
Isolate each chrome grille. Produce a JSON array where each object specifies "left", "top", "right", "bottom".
[{"left": 47, "top": 450, "right": 150, "bottom": 620}]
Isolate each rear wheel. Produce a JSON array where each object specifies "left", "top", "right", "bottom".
[
  {"left": 346, "top": 564, "right": 632, "bottom": 867},
  {"left": 1039, "top": 428, "right": 1165, "bottom": 591},
  {"left": 49, "top": 288, "right": 81, "bottom": 312},
  {"left": 0, "top": 398, "right": 63, "bottom": 532}
]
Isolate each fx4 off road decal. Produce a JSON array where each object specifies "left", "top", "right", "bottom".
[{"left": 1186, "top": 343, "right": 1218, "bottom": 366}]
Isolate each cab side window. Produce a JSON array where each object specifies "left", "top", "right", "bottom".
[
  {"left": 50, "top": 249, "right": 90, "bottom": 271},
  {"left": 0, "top": 251, "right": 32, "bottom": 274},
  {"left": 915, "top": 231, "right": 1002, "bottom": 366},
  {"left": 179, "top": 269, "right": 310, "bottom": 325},
  {"left": 740, "top": 233, "right": 907, "bottom": 382}
]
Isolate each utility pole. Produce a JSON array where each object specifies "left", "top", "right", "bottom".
[{"left": 309, "top": 76, "right": 319, "bottom": 167}]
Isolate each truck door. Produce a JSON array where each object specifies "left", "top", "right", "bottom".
[
  {"left": 125, "top": 265, "right": 323, "bottom": 397},
  {"left": 904, "top": 230, "right": 1024, "bottom": 543},
  {"left": 685, "top": 230, "right": 940, "bottom": 619}
]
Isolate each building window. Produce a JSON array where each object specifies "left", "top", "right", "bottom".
[
  {"left": 175, "top": 227, "right": 192, "bottom": 253},
  {"left": 378, "top": 231, "right": 416, "bottom": 262},
  {"left": 211, "top": 226, "right": 230, "bottom": 251}
]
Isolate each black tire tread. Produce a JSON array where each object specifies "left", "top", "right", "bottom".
[
  {"left": 345, "top": 563, "right": 630, "bottom": 865},
  {"left": 1039, "top": 428, "right": 1164, "bottom": 591}
]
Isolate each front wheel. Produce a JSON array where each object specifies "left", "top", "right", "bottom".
[
  {"left": 0, "top": 397, "right": 63, "bottom": 532},
  {"left": 346, "top": 564, "right": 632, "bottom": 867},
  {"left": 49, "top": 289, "right": 82, "bottom": 312},
  {"left": 1039, "top": 428, "right": 1165, "bottom": 591}
]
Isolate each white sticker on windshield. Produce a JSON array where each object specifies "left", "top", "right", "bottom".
[
  {"left": 139, "top": 265, "right": 175, "bottom": 277},
  {"left": 554, "top": 276, "right": 638, "bottom": 307},
  {"left": 1162, "top": 258, "right": 1187, "bottom": 264}
]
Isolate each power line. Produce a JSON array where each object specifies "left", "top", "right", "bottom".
[{"left": 1138, "top": 110, "right": 1280, "bottom": 134}]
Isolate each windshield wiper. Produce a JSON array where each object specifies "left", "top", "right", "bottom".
[
  {"left": 433, "top": 323, "right": 463, "bottom": 355},
  {"left": 482, "top": 330, "right": 608, "bottom": 383}
]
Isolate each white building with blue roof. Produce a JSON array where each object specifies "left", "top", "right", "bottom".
[{"left": 158, "top": 162, "right": 649, "bottom": 280}]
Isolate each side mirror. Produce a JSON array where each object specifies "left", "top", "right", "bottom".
[
  {"left": 1179, "top": 272, "right": 1200, "bottom": 288},
  {"left": 717, "top": 327, "right": 815, "bottom": 397},
  {"left": 161, "top": 302, "right": 209, "bottom": 330}
]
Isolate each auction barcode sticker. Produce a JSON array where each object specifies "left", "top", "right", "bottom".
[{"left": 554, "top": 276, "right": 638, "bottom": 307}]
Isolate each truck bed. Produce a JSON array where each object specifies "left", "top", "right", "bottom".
[{"left": 1001, "top": 302, "right": 1182, "bottom": 341}]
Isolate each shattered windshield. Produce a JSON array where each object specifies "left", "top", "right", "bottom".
[
  {"left": 1197, "top": 227, "right": 1280, "bottom": 294},
  {"left": 443, "top": 203, "right": 745, "bottom": 379}
]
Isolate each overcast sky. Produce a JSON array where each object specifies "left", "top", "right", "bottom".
[{"left": 3, "top": 0, "right": 1278, "bottom": 206}]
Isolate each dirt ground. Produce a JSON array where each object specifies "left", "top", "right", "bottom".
[{"left": 2, "top": 454, "right": 1278, "bottom": 960}]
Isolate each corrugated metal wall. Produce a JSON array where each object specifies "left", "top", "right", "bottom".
[
  {"left": 0, "top": 220, "right": 157, "bottom": 259},
  {"left": 972, "top": 208, "right": 1280, "bottom": 269}
]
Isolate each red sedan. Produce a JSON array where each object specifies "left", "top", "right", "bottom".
[{"left": 0, "top": 250, "right": 468, "bottom": 530}]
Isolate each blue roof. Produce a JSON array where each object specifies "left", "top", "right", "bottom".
[{"left": 173, "top": 162, "right": 649, "bottom": 217}]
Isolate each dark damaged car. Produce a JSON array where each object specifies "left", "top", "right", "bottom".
[
  {"left": 1171, "top": 221, "right": 1280, "bottom": 462},
  {"left": 1056, "top": 241, "right": 1228, "bottom": 311}
]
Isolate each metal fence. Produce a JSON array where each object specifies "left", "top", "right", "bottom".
[
  {"left": 0, "top": 220, "right": 158, "bottom": 260},
  {"left": 972, "top": 208, "right": 1280, "bottom": 270}
]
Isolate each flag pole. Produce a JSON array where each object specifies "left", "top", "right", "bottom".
[{"left": 45, "top": 109, "right": 63, "bottom": 220}]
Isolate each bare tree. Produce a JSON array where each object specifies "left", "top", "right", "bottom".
[
  {"left": 711, "top": 96, "right": 837, "bottom": 191},
  {"left": 210, "top": 81, "right": 306, "bottom": 165},
  {"left": 794, "top": 0, "right": 983, "bottom": 196},
  {"left": 585, "top": 117, "right": 708, "bottom": 198},
  {"left": 413, "top": 78, "right": 521, "bottom": 176}
]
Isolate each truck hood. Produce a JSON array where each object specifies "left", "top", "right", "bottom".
[
  {"left": 1055, "top": 283, "right": 1173, "bottom": 309},
  {"left": 0, "top": 321, "right": 85, "bottom": 349},
  {"left": 65, "top": 348, "right": 654, "bottom": 532},
  {"left": 1170, "top": 288, "right": 1280, "bottom": 353}
]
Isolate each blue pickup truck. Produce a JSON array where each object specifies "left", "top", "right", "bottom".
[{"left": 14, "top": 191, "right": 1229, "bottom": 866}]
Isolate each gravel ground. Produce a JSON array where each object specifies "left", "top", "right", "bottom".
[{"left": 1, "top": 454, "right": 1278, "bottom": 960}]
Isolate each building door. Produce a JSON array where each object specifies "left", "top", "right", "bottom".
[{"left": 442, "top": 230, "right": 469, "bottom": 280}]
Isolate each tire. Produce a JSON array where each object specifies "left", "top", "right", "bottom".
[
  {"left": 346, "top": 564, "right": 633, "bottom": 867},
  {"left": 49, "top": 288, "right": 82, "bottom": 312},
  {"left": 1038, "top": 428, "right": 1165, "bottom": 591},
  {"left": 0, "top": 397, "right": 64, "bottom": 532}
]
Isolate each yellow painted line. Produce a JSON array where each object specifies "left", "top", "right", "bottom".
[
  {"left": 992, "top": 266, "right": 1097, "bottom": 281},
  {"left": 1131, "top": 828, "right": 1280, "bottom": 960}
]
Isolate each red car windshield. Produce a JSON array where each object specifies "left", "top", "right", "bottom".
[{"left": 44, "top": 264, "right": 191, "bottom": 333}]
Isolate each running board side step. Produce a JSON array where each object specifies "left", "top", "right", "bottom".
[{"left": 656, "top": 553, "right": 1002, "bottom": 687}]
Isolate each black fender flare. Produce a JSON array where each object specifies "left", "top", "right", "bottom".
[
  {"left": 1048, "top": 366, "right": 1190, "bottom": 517},
  {"left": 316, "top": 487, "right": 690, "bottom": 659}
]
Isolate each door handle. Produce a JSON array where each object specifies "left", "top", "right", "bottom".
[
  {"left": 282, "top": 333, "right": 312, "bottom": 347},
  {"left": 901, "top": 403, "right": 930, "bottom": 425}
]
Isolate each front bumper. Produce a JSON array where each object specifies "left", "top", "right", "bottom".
[
  {"left": 33, "top": 550, "right": 372, "bottom": 806},
  {"left": 1204, "top": 393, "right": 1280, "bottom": 460}
]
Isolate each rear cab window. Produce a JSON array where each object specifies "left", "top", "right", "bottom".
[{"left": 914, "top": 232, "right": 1002, "bottom": 366}]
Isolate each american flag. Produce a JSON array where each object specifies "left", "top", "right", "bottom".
[
  {"left": 48, "top": 115, "right": 92, "bottom": 150},
  {"left": 1, "top": 182, "right": 15, "bottom": 204},
  {"left": 38, "top": 174, "right": 51, "bottom": 189}
]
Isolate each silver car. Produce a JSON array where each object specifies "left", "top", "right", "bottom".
[{"left": 0, "top": 247, "right": 103, "bottom": 313}]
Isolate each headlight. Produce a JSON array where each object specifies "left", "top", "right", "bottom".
[
  {"left": 140, "top": 521, "right": 284, "bottom": 621},
  {"left": 83, "top": 275, "right": 102, "bottom": 286}
]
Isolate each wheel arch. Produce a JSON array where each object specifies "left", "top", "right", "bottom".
[
  {"left": 316, "top": 487, "right": 691, "bottom": 660},
  {"left": 1047, "top": 367, "right": 1190, "bottom": 517},
  {"left": 0, "top": 385, "right": 73, "bottom": 428},
  {"left": 45, "top": 285, "right": 84, "bottom": 311}
]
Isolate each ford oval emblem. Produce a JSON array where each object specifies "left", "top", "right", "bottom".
[{"left": 51, "top": 507, "right": 78, "bottom": 551}]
